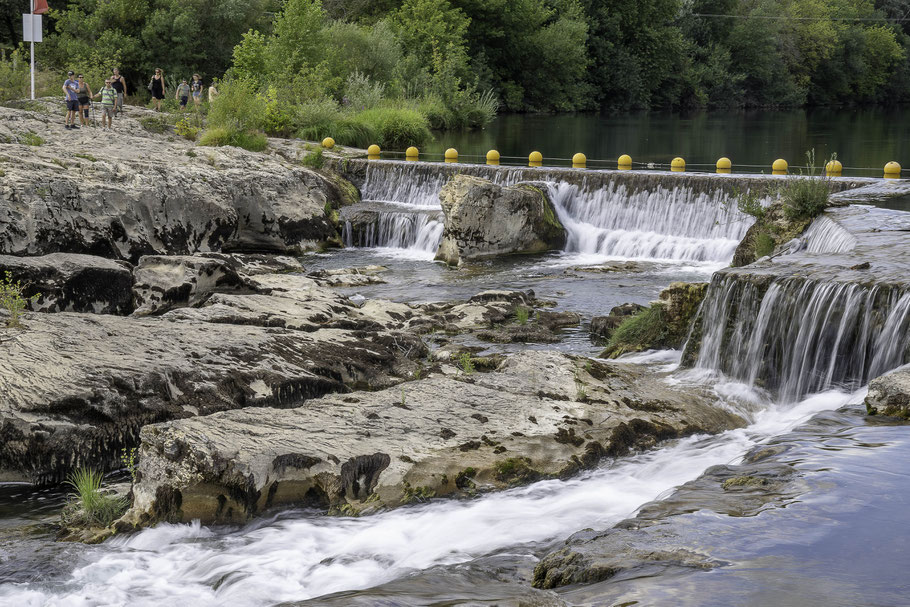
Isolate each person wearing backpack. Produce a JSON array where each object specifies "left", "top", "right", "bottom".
[
  {"left": 149, "top": 68, "right": 165, "bottom": 112},
  {"left": 93, "top": 78, "right": 117, "bottom": 129}
]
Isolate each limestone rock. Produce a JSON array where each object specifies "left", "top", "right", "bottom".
[
  {"left": 0, "top": 253, "right": 133, "bottom": 314},
  {"left": 120, "top": 350, "right": 745, "bottom": 528},
  {"left": 0, "top": 310, "right": 423, "bottom": 483},
  {"left": 435, "top": 176, "right": 566, "bottom": 266},
  {"left": 865, "top": 365, "right": 910, "bottom": 418},
  {"left": 131, "top": 255, "right": 249, "bottom": 316},
  {"left": 0, "top": 105, "right": 356, "bottom": 261}
]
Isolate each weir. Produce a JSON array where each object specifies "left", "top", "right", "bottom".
[
  {"left": 687, "top": 204, "right": 910, "bottom": 402},
  {"left": 335, "top": 159, "right": 869, "bottom": 263}
]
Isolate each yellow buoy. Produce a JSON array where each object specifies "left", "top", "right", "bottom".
[
  {"left": 772, "top": 158, "right": 788, "bottom": 175},
  {"left": 884, "top": 161, "right": 902, "bottom": 178},
  {"left": 529, "top": 151, "right": 543, "bottom": 167},
  {"left": 716, "top": 157, "right": 732, "bottom": 173},
  {"left": 618, "top": 154, "right": 632, "bottom": 170},
  {"left": 671, "top": 157, "right": 685, "bottom": 172},
  {"left": 367, "top": 144, "right": 381, "bottom": 159},
  {"left": 486, "top": 149, "right": 500, "bottom": 165},
  {"left": 825, "top": 160, "right": 842, "bottom": 176},
  {"left": 445, "top": 148, "right": 458, "bottom": 163},
  {"left": 405, "top": 146, "right": 419, "bottom": 161},
  {"left": 322, "top": 137, "right": 335, "bottom": 149},
  {"left": 572, "top": 153, "right": 586, "bottom": 168}
]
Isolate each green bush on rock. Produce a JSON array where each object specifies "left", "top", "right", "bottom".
[{"left": 61, "top": 468, "right": 127, "bottom": 528}]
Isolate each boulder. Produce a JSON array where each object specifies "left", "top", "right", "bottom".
[
  {"left": 0, "top": 106, "right": 355, "bottom": 261},
  {"left": 601, "top": 282, "right": 708, "bottom": 358},
  {"left": 0, "top": 253, "right": 133, "bottom": 314},
  {"left": 435, "top": 176, "right": 566, "bottom": 266},
  {"left": 119, "top": 350, "right": 745, "bottom": 529},
  {"left": 590, "top": 302, "right": 647, "bottom": 340},
  {"left": 131, "top": 255, "right": 249, "bottom": 316},
  {"left": 865, "top": 365, "right": 910, "bottom": 418}
]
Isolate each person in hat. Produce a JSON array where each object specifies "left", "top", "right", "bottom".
[{"left": 62, "top": 70, "right": 79, "bottom": 130}]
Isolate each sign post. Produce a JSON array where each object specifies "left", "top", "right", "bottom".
[{"left": 23, "top": 1, "right": 49, "bottom": 100}]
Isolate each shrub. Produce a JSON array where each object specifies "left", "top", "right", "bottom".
[
  {"left": 602, "top": 305, "right": 667, "bottom": 358},
  {"left": 206, "top": 78, "right": 266, "bottom": 133},
  {"left": 20, "top": 132, "right": 44, "bottom": 146},
  {"left": 515, "top": 306, "right": 530, "bottom": 325},
  {"left": 301, "top": 147, "right": 325, "bottom": 169},
  {"left": 781, "top": 149, "right": 831, "bottom": 221},
  {"left": 344, "top": 71, "right": 385, "bottom": 110},
  {"left": 754, "top": 232, "right": 776, "bottom": 258},
  {"left": 0, "top": 50, "right": 58, "bottom": 102},
  {"left": 354, "top": 106, "right": 431, "bottom": 148},
  {"left": 175, "top": 117, "right": 200, "bottom": 141},
  {"left": 62, "top": 468, "right": 127, "bottom": 528},
  {"left": 457, "top": 351, "right": 475, "bottom": 374},
  {"left": 1, "top": 271, "right": 40, "bottom": 328},
  {"left": 199, "top": 127, "right": 268, "bottom": 152}
]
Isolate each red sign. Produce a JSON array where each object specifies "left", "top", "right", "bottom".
[{"left": 33, "top": 0, "right": 49, "bottom": 14}]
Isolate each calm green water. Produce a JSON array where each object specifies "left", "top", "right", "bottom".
[{"left": 421, "top": 108, "right": 910, "bottom": 177}]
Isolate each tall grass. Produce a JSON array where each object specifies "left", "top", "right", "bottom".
[
  {"left": 62, "top": 468, "right": 128, "bottom": 528},
  {"left": 781, "top": 149, "right": 831, "bottom": 221}
]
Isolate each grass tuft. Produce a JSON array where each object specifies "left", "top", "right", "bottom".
[{"left": 62, "top": 468, "right": 128, "bottom": 528}]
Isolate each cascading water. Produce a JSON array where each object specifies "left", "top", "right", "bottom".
[
  {"left": 352, "top": 162, "right": 754, "bottom": 263},
  {"left": 802, "top": 215, "right": 857, "bottom": 254},
  {"left": 693, "top": 273, "right": 910, "bottom": 402},
  {"left": 342, "top": 210, "right": 443, "bottom": 254}
]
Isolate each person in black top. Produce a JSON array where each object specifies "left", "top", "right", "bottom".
[
  {"left": 111, "top": 68, "right": 127, "bottom": 115},
  {"left": 191, "top": 73, "right": 203, "bottom": 109},
  {"left": 149, "top": 68, "right": 165, "bottom": 112}
]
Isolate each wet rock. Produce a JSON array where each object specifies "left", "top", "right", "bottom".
[
  {"left": 309, "top": 265, "right": 387, "bottom": 287},
  {"left": 601, "top": 282, "right": 707, "bottom": 358},
  {"left": 0, "top": 106, "right": 354, "bottom": 261},
  {"left": 131, "top": 255, "right": 249, "bottom": 316},
  {"left": 865, "top": 365, "right": 910, "bottom": 418},
  {"left": 0, "top": 253, "right": 133, "bottom": 314},
  {"left": 590, "top": 303, "right": 646, "bottom": 340},
  {"left": 731, "top": 201, "right": 813, "bottom": 267},
  {"left": 435, "top": 176, "right": 566, "bottom": 266},
  {"left": 121, "top": 350, "right": 745, "bottom": 527}
]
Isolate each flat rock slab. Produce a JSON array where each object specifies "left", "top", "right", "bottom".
[
  {"left": 0, "top": 312, "right": 420, "bottom": 483},
  {"left": 132, "top": 254, "right": 249, "bottom": 315},
  {"left": 123, "top": 351, "right": 745, "bottom": 528},
  {"left": 0, "top": 253, "right": 133, "bottom": 314}
]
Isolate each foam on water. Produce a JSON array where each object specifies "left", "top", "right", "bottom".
[{"left": 0, "top": 385, "right": 864, "bottom": 607}]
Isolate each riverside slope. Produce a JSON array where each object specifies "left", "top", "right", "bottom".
[{"left": 0, "top": 102, "right": 355, "bottom": 260}]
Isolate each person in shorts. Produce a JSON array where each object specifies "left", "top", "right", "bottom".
[
  {"left": 63, "top": 71, "right": 79, "bottom": 130},
  {"left": 190, "top": 73, "right": 203, "bottom": 109},
  {"left": 111, "top": 68, "right": 127, "bottom": 115},
  {"left": 76, "top": 74, "right": 93, "bottom": 126},
  {"left": 176, "top": 79, "right": 190, "bottom": 110},
  {"left": 93, "top": 78, "right": 117, "bottom": 129}
]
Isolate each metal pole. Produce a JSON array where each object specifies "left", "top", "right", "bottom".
[{"left": 30, "top": 0, "right": 35, "bottom": 100}]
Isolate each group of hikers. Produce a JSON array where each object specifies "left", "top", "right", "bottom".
[{"left": 62, "top": 68, "right": 217, "bottom": 130}]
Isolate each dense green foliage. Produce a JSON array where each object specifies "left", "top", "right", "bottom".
[{"left": 1, "top": 0, "right": 908, "bottom": 114}]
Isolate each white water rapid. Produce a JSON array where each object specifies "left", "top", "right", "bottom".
[
  {"left": 0, "top": 384, "right": 864, "bottom": 607},
  {"left": 350, "top": 163, "right": 752, "bottom": 263}
]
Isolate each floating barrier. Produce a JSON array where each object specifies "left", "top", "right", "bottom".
[
  {"left": 322, "top": 137, "right": 335, "bottom": 149},
  {"left": 772, "top": 158, "right": 788, "bottom": 175},
  {"left": 825, "top": 160, "right": 842, "bottom": 176},
  {"left": 716, "top": 157, "right": 732, "bottom": 174},
  {"left": 445, "top": 148, "right": 458, "bottom": 163},
  {"left": 486, "top": 150, "right": 500, "bottom": 166},
  {"left": 618, "top": 154, "right": 632, "bottom": 170},
  {"left": 572, "top": 152, "right": 586, "bottom": 168},
  {"left": 885, "top": 161, "right": 902, "bottom": 179},
  {"left": 529, "top": 151, "right": 543, "bottom": 167},
  {"left": 367, "top": 144, "right": 380, "bottom": 159},
  {"left": 405, "top": 146, "right": 419, "bottom": 161},
  {"left": 671, "top": 157, "right": 685, "bottom": 172}
]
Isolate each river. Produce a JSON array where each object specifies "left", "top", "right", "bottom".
[{"left": 422, "top": 108, "right": 910, "bottom": 177}]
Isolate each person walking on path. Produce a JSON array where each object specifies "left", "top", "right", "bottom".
[
  {"left": 76, "top": 74, "right": 94, "bottom": 127},
  {"left": 149, "top": 68, "right": 165, "bottom": 111},
  {"left": 208, "top": 81, "right": 219, "bottom": 103},
  {"left": 93, "top": 78, "right": 117, "bottom": 129},
  {"left": 176, "top": 79, "right": 190, "bottom": 110},
  {"left": 111, "top": 68, "right": 127, "bottom": 115},
  {"left": 191, "top": 74, "right": 203, "bottom": 109},
  {"left": 63, "top": 70, "right": 79, "bottom": 130}
]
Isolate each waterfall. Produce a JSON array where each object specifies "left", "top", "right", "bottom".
[
  {"left": 802, "top": 215, "right": 857, "bottom": 254},
  {"left": 693, "top": 273, "right": 910, "bottom": 402},
  {"left": 354, "top": 162, "right": 757, "bottom": 263}
]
